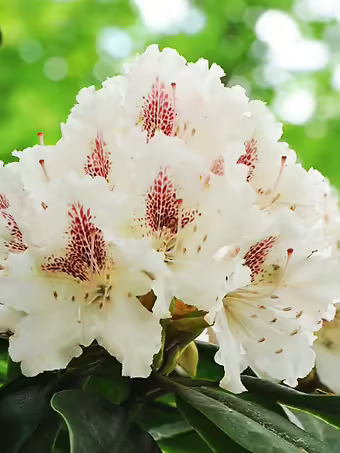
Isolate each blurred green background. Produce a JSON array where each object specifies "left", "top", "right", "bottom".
[{"left": 1, "top": 0, "right": 340, "bottom": 185}]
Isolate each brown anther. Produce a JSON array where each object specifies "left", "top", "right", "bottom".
[
  {"left": 37, "top": 132, "right": 45, "bottom": 146},
  {"left": 39, "top": 159, "right": 49, "bottom": 181},
  {"left": 258, "top": 337, "right": 265, "bottom": 343}
]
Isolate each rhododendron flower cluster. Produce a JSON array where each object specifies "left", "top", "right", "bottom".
[{"left": 0, "top": 45, "right": 339, "bottom": 393}]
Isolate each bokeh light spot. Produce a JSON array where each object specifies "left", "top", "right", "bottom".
[
  {"left": 19, "top": 40, "right": 44, "bottom": 64},
  {"left": 274, "top": 88, "right": 316, "bottom": 124},
  {"left": 44, "top": 57, "right": 68, "bottom": 81},
  {"left": 97, "top": 27, "right": 133, "bottom": 59}
]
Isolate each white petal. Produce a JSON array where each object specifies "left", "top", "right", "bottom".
[
  {"left": 9, "top": 302, "right": 83, "bottom": 376},
  {"left": 315, "top": 342, "right": 340, "bottom": 394},
  {"left": 0, "top": 305, "right": 23, "bottom": 333},
  {"left": 96, "top": 295, "right": 162, "bottom": 378},
  {"left": 214, "top": 310, "right": 248, "bottom": 393}
]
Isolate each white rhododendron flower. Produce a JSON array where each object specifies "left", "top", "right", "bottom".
[
  {"left": 0, "top": 176, "right": 169, "bottom": 377},
  {"left": 213, "top": 226, "right": 338, "bottom": 393},
  {"left": 0, "top": 45, "right": 338, "bottom": 389},
  {"left": 314, "top": 306, "right": 340, "bottom": 393}
]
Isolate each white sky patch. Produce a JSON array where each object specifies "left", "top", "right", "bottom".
[
  {"left": 273, "top": 88, "right": 316, "bottom": 124},
  {"left": 133, "top": 0, "right": 205, "bottom": 34},
  {"left": 97, "top": 27, "right": 134, "bottom": 59},
  {"left": 255, "top": 10, "right": 329, "bottom": 72},
  {"left": 44, "top": 57, "right": 68, "bottom": 82}
]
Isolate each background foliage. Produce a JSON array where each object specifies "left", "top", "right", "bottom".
[{"left": 1, "top": 0, "right": 340, "bottom": 185}]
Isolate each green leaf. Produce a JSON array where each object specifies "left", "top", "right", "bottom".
[
  {"left": 6, "top": 357, "right": 23, "bottom": 383},
  {"left": 140, "top": 398, "right": 195, "bottom": 443},
  {"left": 149, "top": 419, "right": 192, "bottom": 442},
  {"left": 0, "top": 373, "right": 61, "bottom": 453},
  {"left": 194, "top": 342, "right": 224, "bottom": 382},
  {"left": 171, "top": 382, "right": 328, "bottom": 453},
  {"left": 0, "top": 338, "right": 8, "bottom": 384},
  {"left": 159, "top": 312, "right": 209, "bottom": 375},
  {"left": 158, "top": 431, "right": 214, "bottom": 453},
  {"left": 282, "top": 406, "right": 340, "bottom": 451},
  {"left": 242, "top": 376, "right": 340, "bottom": 428},
  {"left": 176, "top": 396, "right": 249, "bottom": 452},
  {"left": 18, "top": 413, "right": 61, "bottom": 453},
  {"left": 141, "top": 400, "right": 187, "bottom": 431},
  {"left": 86, "top": 375, "right": 129, "bottom": 405},
  {"left": 51, "top": 389, "right": 162, "bottom": 453}
]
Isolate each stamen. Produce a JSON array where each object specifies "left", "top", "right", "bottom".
[
  {"left": 275, "top": 247, "right": 293, "bottom": 290},
  {"left": 37, "top": 132, "right": 45, "bottom": 146},
  {"left": 259, "top": 156, "right": 287, "bottom": 210},
  {"left": 272, "top": 155, "right": 287, "bottom": 194},
  {"left": 39, "top": 159, "right": 49, "bottom": 181}
]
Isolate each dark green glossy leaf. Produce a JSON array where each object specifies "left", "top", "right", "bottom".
[
  {"left": 18, "top": 413, "right": 61, "bottom": 453},
  {"left": 149, "top": 420, "right": 192, "bottom": 442},
  {"left": 176, "top": 396, "right": 249, "bottom": 452},
  {"left": 141, "top": 400, "right": 186, "bottom": 431},
  {"left": 6, "top": 357, "right": 23, "bottom": 383},
  {"left": 171, "top": 382, "right": 327, "bottom": 453},
  {"left": 158, "top": 431, "right": 213, "bottom": 453},
  {"left": 282, "top": 406, "right": 340, "bottom": 451},
  {"left": 242, "top": 376, "right": 340, "bottom": 428},
  {"left": 140, "top": 399, "right": 194, "bottom": 442},
  {"left": 86, "top": 374, "right": 129, "bottom": 405},
  {"left": 51, "top": 390, "right": 162, "bottom": 453},
  {"left": 0, "top": 373, "right": 61, "bottom": 453},
  {"left": 194, "top": 342, "right": 224, "bottom": 382}
]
